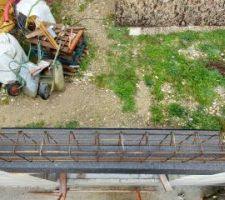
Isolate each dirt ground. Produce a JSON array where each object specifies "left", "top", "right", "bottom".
[{"left": 0, "top": 0, "right": 152, "bottom": 128}]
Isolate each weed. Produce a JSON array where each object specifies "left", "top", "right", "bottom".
[
  {"left": 144, "top": 75, "right": 154, "bottom": 88},
  {"left": 168, "top": 103, "right": 187, "bottom": 118},
  {"left": 51, "top": 0, "right": 62, "bottom": 22},
  {"left": 199, "top": 43, "right": 220, "bottom": 59},
  {"left": 80, "top": 38, "right": 96, "bottom": 71},
  {"left": 62, "top": 16, "right": 74, "bottom": 26},
  {"left": 26, "top": 120, "right": 45, "bottom": 128},
  {"left": 79, "top": 0, "right": 93, "bottom": 12},
  {"left": 57, "top": 120, "right": 80, "bottom": 128},
  {"left": 184, "top": 107, "right": 221, "bottom": 130},
  {"left": 151, "top": 104, "right": 164, "bottom": 125},
  {"left": 103, "top": 23, "right": 139, "bottom": 111},
  {"left": 221, "top": 106, "right": 225, "bottom": 117},
  {"left": 94, "top": 74, "right": 107, "bottom": 88}
]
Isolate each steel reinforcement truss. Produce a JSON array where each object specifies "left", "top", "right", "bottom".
[{"left": 0, "top": 128, "right": 225, "bottom": 174}]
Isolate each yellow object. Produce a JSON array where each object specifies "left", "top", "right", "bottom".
[
  {"left": 30, "top": 16, "right": 58, "bottom": 49},
  {"left": 0, "top": 2, "right": 15, "bottom": 33},
  {"left": 0, "top": 0, "right": 7, "bottom": 8}
]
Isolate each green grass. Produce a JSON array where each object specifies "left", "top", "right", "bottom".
[
  {"left": 25, "top": 120, "right": 80, "bottom": 129},
  {"left": 94, "top": 74, "right": 108, "bottom": 88},
  {"left": 184, "top": 107, "right": 221, "bottom": 129},
  {"left": 144, "top": 75, "right": 154, "bottom": 88},
  {"left": 94, "top": 23, "right": 141, "bottom": 111},
  {"left": 168, "top": 103, "right": 187, "bottom": 118},
  {"left": 51, "top": 0, "right": 62, "bottom": 22},
  {"left": 97, "top": 21, "right": 225, "bottom": 128},
  {"left": 80, "top": 38, "right": 96, "bottom": 71},
  {"left": 79, "top": 0, "right": 94, "bottom": 12},
  {"left": 151, "top": 104, "right": 165, "bottom": 125},
  {"left": 56, "top": 120, "right": 80, "bottom": 128},
  {"left": 26, "top": 121, "right": 45, "bottom": 128}
]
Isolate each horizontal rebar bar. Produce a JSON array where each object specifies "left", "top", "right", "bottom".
[{"left": 0, "top": 128, "right": 224, "bottom": 174}]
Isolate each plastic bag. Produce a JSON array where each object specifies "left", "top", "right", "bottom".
[
  {"left": 0, "top": 33, "right": 39, "bottom": 97},
  {"left": 20, "top": 62, "right": 39, "bottom": 98},
  {"left": 16, "top": 0, "right": 56, "bottom": 23},
  {"left": 0, "top": 33, "right": 27, "bottom": 84},
  {"left": 53, "top": 61, "right": 64, "bottom": 91}
]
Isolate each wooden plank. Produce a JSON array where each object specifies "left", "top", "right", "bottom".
[
  {"left": 136, "top": 191, "right": 142, "bottom": 200},
  {"left": 63, "top": 65, "right": 78, "bottom": 73},
  {"left": 59, "top": 173, "right": 67, "bottom": 200},
  {"left": 37, "top": 20, "right": 59, "bottom": 49},
  {"left": 28, "top": 38, "right": 69, "bottom": 53},
  {"left": 159, "top": 174, "right": 173, "bottom": 192},
  {"left": 26, "top": 30, "right": 44, "bottom": 39},
  {"left": 0, "top": 171, "right": 58, "bottom": 189},
  {"left": 63, "top": 71, "right": 76, "bottom": 76},
  {"left": 67, "top": 30, "right": 84, "bottom": 54},
  {"left": 170, "top": 173, "right": 225, "bottom": 186},
  {"left": 44, "top": 22, "right": 85, "bottom": 31}
]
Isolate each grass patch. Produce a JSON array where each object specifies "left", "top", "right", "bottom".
[
  {"left": 144, "top": 75, "right": 154, "bottom": 88},
  {"left": 184, "top": 107, "right": 221, "bottom": 130},
  {"left": 97, "top": 22, "right": 141, "bottom": 111},
  {"left": 94, "top": 74, "right": 108, "bottom": 88},
  {"left": 151, "top": 104, "right": 164, "bottom": 125},
  {"left": 80, "top": 37, "right": 96, "bottom": 71},
  {"left": 56, "top": 120, "right": 80, "bottom": 128},
  {"left": 168, "top": 103, "right": 187, "bottom": 118},
  {"left": 26, "top": 120, "right": 45, "bottom": 128},
  {"left": 79, "top": 0, "right": 93, "bottom": 12},
  {"left": 51, "top": 0, "right": 62, "bottom": 22},
  {"left": 101, "top": 20, "right": 225, "bottom": 127}
]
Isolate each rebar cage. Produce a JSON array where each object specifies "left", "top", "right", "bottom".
[{"left": 0, "top": 128, "right": 224, "bottom": 174}]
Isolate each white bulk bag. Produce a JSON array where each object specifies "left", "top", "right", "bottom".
[
  {"left": 0, "top": 33, "right": 27, "bottom": 84},
  {"left": 16, "top": 0, "right": 56, "bottom": 23},
  {"left": 0, "top": 33, "right": 39, "bottom": 97}
]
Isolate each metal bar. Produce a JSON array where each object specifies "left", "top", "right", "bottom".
[
  {"left": 40, "top": 133, "right": 54, "bottom": 162},
  {"left": 68, "top": 131, "right": 77, "bottom": 161},
  {"left": 13, "top": 131, "right": 32, "bottom": 162},
  {"left": 1, "top": 162, "right": 225, "bottom": 175},
  {"left": 0, "top": 128, "right": 223, "bottom": 174},
  {"left": 95, "top": 132, "right": 100, "bottom": 162}
]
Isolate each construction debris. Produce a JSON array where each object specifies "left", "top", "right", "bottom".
[
  {"left": 16, "top": 0, "right": 55, "bottom": 23},
  {"left": 0, "top": 33, "right": 65, "bottom": 99},
  {"left": 0, "top": 0, "right": 87, "bottom": 99},
  {"left": 0, "top": 0, "right": 15, "bottom": 33},
  {"left": 26, "top": 22, "right": 87, "bottom": 76}
]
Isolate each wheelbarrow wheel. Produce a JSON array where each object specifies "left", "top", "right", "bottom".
[
  {"left": 38, "top": 83, "right": 50, "bottom": 100},
  {"left": 6, "top": 82, "right": 21, "bottom": 96}
]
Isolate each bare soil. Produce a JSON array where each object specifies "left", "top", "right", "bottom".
[{"left": 208, "top": 61, "right": 225, "bottom": 76}]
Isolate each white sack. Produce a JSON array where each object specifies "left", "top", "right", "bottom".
[{"left": 16, "top": 0, "right": 56, "bottom": 23}]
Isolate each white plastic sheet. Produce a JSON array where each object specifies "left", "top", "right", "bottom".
[
  {"left": 16, "top": 0, "right": 56, "bottom": 23},
  {"left": 0, "top": 33, "right": 27, "bottom": 84},
  {"left": 0, "top": 33, "right": 39, "bottom": 97}
]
